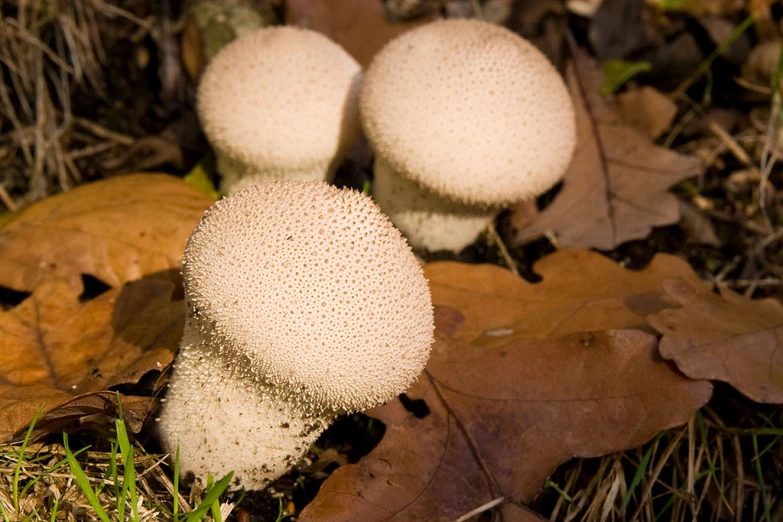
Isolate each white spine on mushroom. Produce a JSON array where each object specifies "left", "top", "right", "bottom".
[{"left": 159, "top": 181, "right": 434, "bottom": 489}]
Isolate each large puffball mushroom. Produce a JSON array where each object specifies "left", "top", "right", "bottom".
[
  {"left": 158, "top": 181, "right": 434, "bottom": 490},
  {"left": 198, "top": 27, "right": 363, "bottom": 194},
  {"left": 361, "top": 19, "right": 576, "bottom": 252}
]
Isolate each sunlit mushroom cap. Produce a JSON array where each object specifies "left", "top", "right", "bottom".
[
  {"left": 182, "top": 181, "right": 434, "bottom": 413},
  {"left": 198, "top": 27, "right": 362, "bottom": 178},
  {"left": 361, "top": 19, "right": 576, "bottom": 206}
]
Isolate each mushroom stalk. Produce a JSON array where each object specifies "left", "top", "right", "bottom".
[
  {"left": 372, "top": 157, "right": 500, "bottom": 252},
  {"left": 159, "top": 327, "right": 333, "bottom": 489},
  {"left": 216, "top": 153, "right": 338, "bottom": 194}
]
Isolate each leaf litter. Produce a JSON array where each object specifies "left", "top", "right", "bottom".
[
  {"left": 512, "top": 47, "right": 703, "bottom": 251},
  {"left": 0, "top": 173, "right": 214, "bottom": 294},
  {"left": 0, "top": 277, "right": 183, "bottom": 442},
  {"left": 299, "top": 312, "right": 712, "bottom": 521},
  {"left": 1, "top": 1, "right": 782, "bottom": 520}
]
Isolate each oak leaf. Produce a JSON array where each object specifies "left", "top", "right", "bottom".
[
  {"left": 425, "top": 249, "right": 704, "bottom": 344},
  {"left": 0, "top": 173, "right": 214, "bottom": 293},
  {"left": 648, "top": 278, "right": 783, "bottom": 404},
  {"left": 300, "top": 312, "right": 712, "bottom": 521},
  {"left": 0, "top": 278, "right": 183, "bottom": 442},
  {"left": 512, "top": 49, "right": 702, "bottom": 250}
]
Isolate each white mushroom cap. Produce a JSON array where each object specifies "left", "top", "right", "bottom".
[
  {"left": 183, "top": 181, "right": 434, "bottom": 414},
  {"left": 198, "top": 27, "right": 363, "bottom": 193},
  {"left": 361, "top": 19, "right": 576, "bottom": 207}
]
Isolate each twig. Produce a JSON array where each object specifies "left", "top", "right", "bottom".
[
  {"left": 452, "top": 496, "right": 505, "bottom": 522},
  {"left": 69, "top": 141, "right": 116, "bottom": 160},
  {"left": 486, "top": 222, "right": 520, "bottom": 277},
  {"left": 709, "top": 121, "right": 755, "bottom": 168},
  {"left": 0, "top": 184, "right": 17, "bottom": 212},
  {"left": 72, "top": 116, "right": 134, "bottom": 146}
]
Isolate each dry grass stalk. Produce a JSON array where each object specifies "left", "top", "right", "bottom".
[
  {"left": 0, "top": 439, "right": 232, "bottom": 521},
  {"left": 0, "top": 0, "right": 142, "bottom": 207}
]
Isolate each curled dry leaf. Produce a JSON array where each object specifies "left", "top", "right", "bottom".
[
  {"left": 0, "top": 278, "right": 184, "bottom": 442},
  {"left": 648, "top": 278, "right": 783, "bottom": 404},
  {"left": 0, "top": 174, "right": 214, "bottom": 293},
  {"left": 300, "top": 312, "right": 712, "bottom": 521},
  {"left": 425, "top": 249, "right": 704, "bottom": 344},
  {"left": 512, "top": 49, "right": 702, "bottom": 250}
]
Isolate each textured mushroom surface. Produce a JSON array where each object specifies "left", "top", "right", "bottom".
[
  {"left": 160, "top": 181, "right": 434, "bottom": 488},
  {"left": 198, "top": 27, "right": 362, "bottom": 192},
  {"left": 373, "top": 157, "right": 498, "bottom": 252},
  {"left": 159, "top": 331, "right": 331, "bottom": 489},
  {"left": 361, "top": 19, "right": 576, "bottom": 207}
]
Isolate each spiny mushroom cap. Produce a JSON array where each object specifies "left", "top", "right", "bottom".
[
  {"left": 361, "top": 19, "right": 576, "bottom": 207},
  {"left": 183, "top": 181, "right": 434, "bottom": 414},
  {"left": 198, "top": 27, "right": 362, "bottom": 176}
]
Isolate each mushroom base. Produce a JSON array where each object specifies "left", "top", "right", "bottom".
[
  {"left": 372, "top": 157, "right": 500, "bottom": 252},
  {"left": 158, "top": 334, "right": 333, "bottom": 490},
  {"left": 217, "top": 153, "right": 336, "bottom": 195}
]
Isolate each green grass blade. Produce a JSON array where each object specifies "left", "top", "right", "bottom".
[
  {"left": 13, "top": 404, "right": 45, "bottom": 511},
  {"left": 111, "top": 441, "right": 124, "bottom": 522},
  {"left": 207, "top": 474, "right": 223, "bottom": 522},
  {"left": 753, "top": 433, "right": 772, "bottom": 522},
  {"left": 49, "top": 498, "right": 59, "bottom": 522},
  {"left": 621, "top": 431, "right": 664, "bottom": 512},
  {"left": 125, "top": 445, "right": 139, "bottom": 522},
  {"left": 185, "top": 471, "right": 234, "bottom": 522},
  {"left": 63, "top": 433, "right": 110, "bottom": 522}
]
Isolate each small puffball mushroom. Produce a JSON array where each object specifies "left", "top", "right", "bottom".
[
  {"left": 361, "top": 19, "right": 577, "bottom": 251},
  {"left": 158, "top": 181, "right": 434, "bottom": 489},
  {"left": 198, "top": 27, "right": 363, "bottom": 194}
]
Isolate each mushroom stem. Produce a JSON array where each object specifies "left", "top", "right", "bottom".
[
  {"left": 159, "top": 326, "right": 332, "bottom": 489},
  {"left": 372, "top": 157, "right": 500, "bottom": 252},
  {"left": 216, "top": 153, "right": 338, "bottom": 194}
]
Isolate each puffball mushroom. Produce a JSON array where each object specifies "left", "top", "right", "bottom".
[
  {"left": 198, "top": 27, "right": 363, "bottom": 194},
  {"left": 158, "top": 181, "right": 434, "bottom": 490},
  {"left": 360, "top": 19, "right": 577, "bottom": 251}
]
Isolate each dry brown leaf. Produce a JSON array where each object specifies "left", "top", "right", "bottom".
[
  {"left": 425, "top": 249, "right": 704, "bottom": 344},
  {"left": 648, "top": 278, "right": 783, "bottom": 404},
  {"left": 285, "top": 0, "right": 433, "bottom": 66},
  {"left": 512, "top": 50, "right": 702, "bottom": 250},
  {"left": 300, "top": 312, "right": 712, "bottom": 521},
  {"left": 0, "top": 173, "right": 214, "bottom": 293},
  {"left": 616, "top": 86, "right": 678, "bottom": 140},
  {"left": 0, "top": 278, "right": 183, "bottom": 442}
]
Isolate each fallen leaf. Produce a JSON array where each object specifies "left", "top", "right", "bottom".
[
  {"left": 616, "top": 86, "right": 678, "bottom": 140},
  {"left": 512, "top": 49, "right": 702, "bottom": 250},
  {"left": 300, "top": 319, "right": 712, "bottom": 521},
  {"left": 0, "top": 278, "right": 184, "bottom": 442},
  {"left": 285, "top": 0, "right": 433, "bottom": 66},
  {"left": 0, "top": 174, "right": 213, "bottom": 293},
  {"left": 648, "top": 278, "right": 783, "bottom": 404},
  {"left": 425, "top": 249, "right": 704, "bottom": 344},
  {"left": 677, "top": 200, "right": 721, "bottom": 247},
  {"left": 741, "top": 39, "right": 781, "bottom": 88}
]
